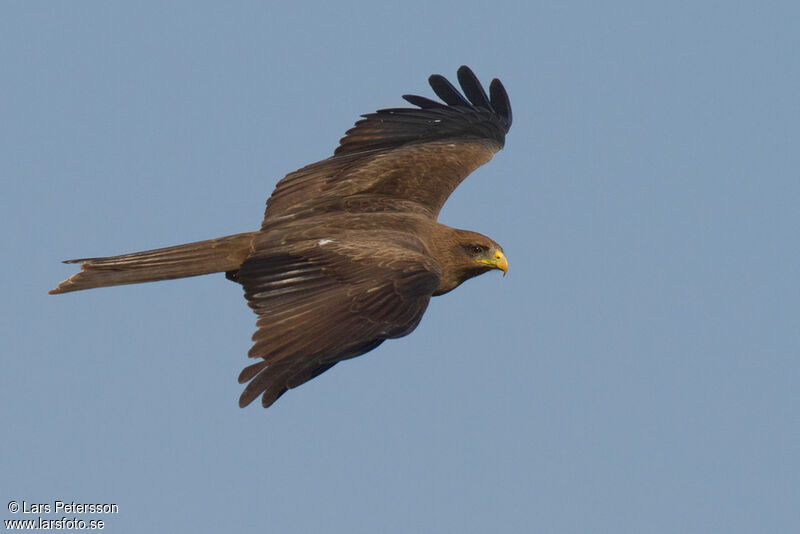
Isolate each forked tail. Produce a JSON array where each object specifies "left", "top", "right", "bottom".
[{"left": 50, "top": 232, "right": 258, "bottom": 294}]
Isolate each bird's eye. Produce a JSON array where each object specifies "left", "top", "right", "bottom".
[{"left": 470, "top": 246, "right": 484, "bottom": 255}]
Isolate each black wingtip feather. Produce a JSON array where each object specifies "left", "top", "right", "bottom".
[
  {"left": 401, "top": 94, "right": 448, "bottom": 109},
  {"left": 428, "top": 74, "right": 472, "bottom": 107},
  {"left": 457, "top": 66, "right": 492, "bottom": 109},
  {"left": 334, "top": 66, "right": 512, "bottom": 156},
  {"left": 489, "top": 79, "right": 512, "bottom": 127}
]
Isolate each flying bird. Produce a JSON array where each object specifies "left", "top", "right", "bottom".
[{"left": 51, "top": 66, "right": 513, "bottom": 408}]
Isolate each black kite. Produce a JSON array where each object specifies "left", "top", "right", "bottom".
[{"left": 51, "top": 66, "right": 513, "bottom": 408}]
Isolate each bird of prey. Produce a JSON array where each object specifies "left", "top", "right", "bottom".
[{"left": 51, "top": 66, "right": 513, "bottom": 408}]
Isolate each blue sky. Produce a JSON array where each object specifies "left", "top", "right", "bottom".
[{"left": 2, "top": 2, "right": 799, "bottom": 532}]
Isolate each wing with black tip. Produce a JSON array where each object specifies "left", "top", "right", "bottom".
[{"left": 263, "top": 66, "right": 512, "bottom": 223}]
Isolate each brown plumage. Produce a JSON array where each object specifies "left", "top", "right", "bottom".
[{"left": 51, "top": 66, "right": 513, "bottom": 408}]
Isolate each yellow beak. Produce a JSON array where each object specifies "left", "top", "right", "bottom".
[{"left": 477, "top": 249, "right": 509, "bottom": 276}]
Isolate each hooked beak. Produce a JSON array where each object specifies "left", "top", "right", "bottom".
[{"left": 477, "top": 249, "right": 508, "bottom": 276}]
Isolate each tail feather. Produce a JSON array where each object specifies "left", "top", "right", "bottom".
[{"left": 50, "top": 232, "right": 258, "bottom": 294}]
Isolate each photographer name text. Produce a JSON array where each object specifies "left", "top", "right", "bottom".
[{"left": 8, "top": 501, "right": 118, "bottom": 515}]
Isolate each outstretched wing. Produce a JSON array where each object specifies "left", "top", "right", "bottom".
[
  {"left": 236, "top": 232, "right": 442, "bottom": 408},
  {"left": 263, "top": 66, "right": 512, "bottom": 224}
]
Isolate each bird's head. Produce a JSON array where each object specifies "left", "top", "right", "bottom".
[{"left": 432, "top": 228, "right": 508, "bottom": 295}]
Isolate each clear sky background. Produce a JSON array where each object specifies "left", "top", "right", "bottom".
[{"left": 2, "top": 2, "right": 798, "bottom": 532}]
